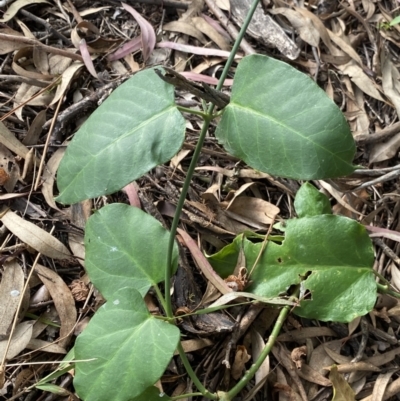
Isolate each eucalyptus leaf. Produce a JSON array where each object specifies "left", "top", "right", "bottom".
[
  {"left": 215, "top": 55, "right": 356, "bottom": 179},
  {"left": 74, "top": 287, "right": 179, "bottom": 401},
  {"left": 56, "top": 68, "right": 185, "bottom": 204},
  {"left": 85, "top": 204, "right": 178, "bottom": 299},
  {"left": 209, "top": 215, "right": 376, "bottom": 322}
]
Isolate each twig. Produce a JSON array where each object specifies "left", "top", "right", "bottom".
[
  {"left": 355, "top": 121, "right": 400, "bottom": 145},
  {"left": 0, "top": 74, "right": 51, "bottom": 87},
  {"left": 19, "top": 9, "right": 71, "bottom": 44},
  {"left": 0, "top": 33, "right": 83, "bottom": 62}
]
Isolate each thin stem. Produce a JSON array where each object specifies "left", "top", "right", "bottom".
[
  {"left": 171, "top": 393, "right": 203, "bottom": 400},
  {"left": 153, "top": 284, "right": 168, "bottom": 312},
  {"left": 377, "top": 283, "right": 400, "bottom": 299},
  {"left": 225, "top": 287, "right": 300, "bottom": 400},
  {"left": 177, "top": 343, "right": 218, "bottom": 400},
  {"left": 165, "top": 113, "right": 212, "bottom": 318},
  {"left": 164, "top": 0, "right": 263, "bottom": 396},
  {"left": 177, "top": 106, "right": 208, "bottom": 118}
]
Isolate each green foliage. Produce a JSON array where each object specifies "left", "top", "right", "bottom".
[
  {"left": 294, "top": 182, "right": 332, "bottom": 217},
  {"left": 74, "top": 287, "right": 179, "bottom": 401},
  {"left": 85, "top": 204, "right": 178, "bottom": 298},
  {"left": 208, "top": 185, "right": 376, "bottom": 322},
  {"left": 56, "top": 68, "right": 186, "bottom": 204},
  {"left": 215, "top": 55, "right": 355, "bottom": 179},
  {"left": 390, "top": 15, "right": 400, "bottom": 26},
  {"left": 54, "top": 44, "right": 372, "bottom": 400}
]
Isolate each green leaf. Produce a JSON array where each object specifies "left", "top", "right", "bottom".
[
  {"left": 215, "top": 55, "right": 356, "bottom": 180},
  {"left": 35, "top": 384, "right": 70, "bottom": 396},
  {"left": 74, "top": 287, "right": 179, "bottom": 401},
  {"left": 390, "top": 15, "right": 400, "bottom": 26},
  {"left": 208, "top": 215, "right": 376, "bottom": 322},
  {"left": 294, "top": 182, "right": 332, "bottom": 217},
  {"left": 85, "top": 204, "right": 178, "bottom": 299},
  {"left": 56, "top": 69, "right": 185, "bottom": 204}
]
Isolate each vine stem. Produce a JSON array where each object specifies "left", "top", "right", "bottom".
[
  {"left": 163, "top": 0, "right": 263, "bottom": 397},
  {"left": 223, "top": 288, "right": 300, "bottom": 400}
]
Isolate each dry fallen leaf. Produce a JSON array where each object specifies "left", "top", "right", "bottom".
[
  {"left": 231, "top": 345, "right": 251, "bottom": 380},
  {"left": 0, "top": 208, "right": 72, "bottom": 260},
  {"left": 0, "top": 260, "right": 24, "bottom": 340},
  {"left": 0, "top": 321, "right": 33, "bottom": 360},
  {"left": 0, "top": 0, "right": 50, "bottom": 23},
  {"left": 329, "top": 365, "right": 356, "bottom": 401},
  {"left": 35, "top": 264, "right": 77, "bottom": 348}
]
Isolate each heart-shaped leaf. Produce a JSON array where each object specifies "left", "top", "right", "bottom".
[
  {"left": 215, "top": 55, "right": 356, "bottom": 180},
  {"left": 85, "top": 204, "right": 178, "bottom": 299},
  {"left": 56, "top": 68, "right": 185, "bottom": 204},
  {"left": 74, "top": 287, "right": 179, "bottom": 401},
  {"left": 208, "top": 183, "right": 376, "bottom": 322}
]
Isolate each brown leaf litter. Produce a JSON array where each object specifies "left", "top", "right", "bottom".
[{"left": 1, "top": 0, "right": 400, "bottom": 399}]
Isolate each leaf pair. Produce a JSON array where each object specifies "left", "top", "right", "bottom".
[
  {"left": 56, "top": 54, "right": 356, "bottom": 204},
  {"left": 74, "top": 205, "right": 179, "bottom": 401}
]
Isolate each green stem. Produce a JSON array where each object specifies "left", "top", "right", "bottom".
[
  {"left": 164, "top": 0, "right": 263, "bottom": 396},
  {"left": 153, "top": 284, "right": 168, "bottom": 312},
  {"left": 176, "top": 343, "right": 218, "bottom": 400},
  {"left": 224, "top": 288, "right": 300, "bottom": 400},
  {"left": 165, "top": 113, "right": 212, "bottom": 319},
  {"left": 171, "top": 393, "right": 203, "bottom": 400},
  {"left": 377, "top": 283, "right": 400, "bottom": 299},
  {"left": 177, "top": 106, "right": 208, "bottom": 118}
]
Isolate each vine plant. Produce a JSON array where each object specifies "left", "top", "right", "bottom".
[{"left": 50, "top": 0, "right": 393, "bottom": 400}]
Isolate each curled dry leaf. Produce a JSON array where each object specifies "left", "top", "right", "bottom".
[
  {"left": 42, "top": 146, "right": 65, "bottom": 210},
  {"left": 0, "top": 208, "right": 71, "bottom": 259},
  {"left": 79, "top": 39, "right": 98, "bottom": 79},
  {"left": 291, "top": 346, "right": 307, "bottom": 369},
  {"left": 338, "top": 61, "right": 384, "bottom": 102},
  {"left": 0, "top": 321, "right": 33, "bottom": 360},
  {"left": 0, "top": 0, "right": 50, "bottom": 23},
  {"left": 231, "top": 345, "right": 251, "bottom": 380},
  {"left": 0, "top": 260, "right": 24, "bottom": 339},
  {"left": 122, "top": 2, "right": 156, "bottom": 61},
  {"left": 13, "top": 47, "right": 54, "bottom": 81},
  {"left": 50, "top": 62, "right": 84, "bottom": 106},
  {"left": 35, "top": 264, "right": 77, "bottom": 348}
]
